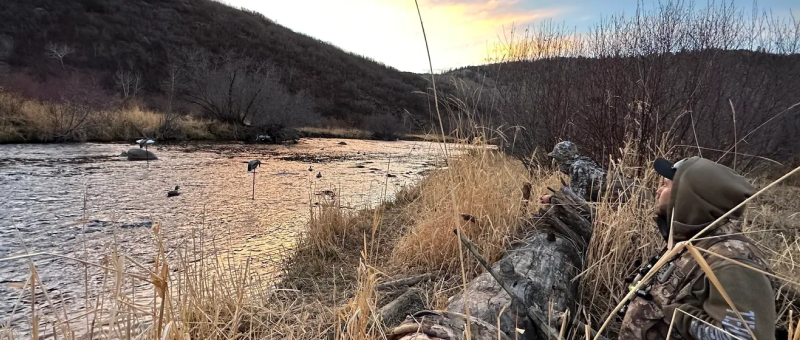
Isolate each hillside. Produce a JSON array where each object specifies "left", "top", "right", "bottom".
[
  {"left": 0, "top": 0, "right": 433, "bottom": 127},
  {"left": 433, "top": 50, "right": 800, "bottom": 166}
]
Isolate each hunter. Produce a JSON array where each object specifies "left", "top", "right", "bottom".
[
  {"left": 619, "top": 156, "right": 775, "bottom": 340},
  {"left": 540, "top": 141, "right": 607, "bottom": 203}
]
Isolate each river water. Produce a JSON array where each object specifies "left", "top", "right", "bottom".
[{"left": 0, "top": 138, "right": 448, "bottom": 335}]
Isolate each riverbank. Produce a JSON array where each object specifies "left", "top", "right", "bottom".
[
  {"left": 257, "top": 149, "right": 800, "bottom": 339},
  {"left": 0, "top": 139, "right": 447, "bottom": 338},
  {"left": 0, "top": 90, "right": 448, "bottom": 145},
  {"left": 297, "top": 127, "right": 462, "bottom": 144},
  {"left": 3, "top": 146, "right": 799, "bottom": 339}
]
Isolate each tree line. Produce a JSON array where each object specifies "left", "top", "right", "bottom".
[
  {"left": 0, "top": 0, "right": 432, "bottom": 133},
  {"left": 436, "top": 1, "right": 800, "bottom": 171}
]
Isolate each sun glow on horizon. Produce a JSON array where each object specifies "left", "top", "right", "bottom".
[
  {"left": 226, "top": 0, "right": 799, "bottom": 72},
  {"left": 227, "top": 0, "right": 565, "bottom": 72}
]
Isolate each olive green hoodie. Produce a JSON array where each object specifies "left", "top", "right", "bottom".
[
  {"left": 659, "top": 157, "right": 775, "bottom": 340},
  {"left": 662, "top": 156, "right": 755, "bottom": 240}
]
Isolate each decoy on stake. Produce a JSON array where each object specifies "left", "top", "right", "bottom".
[{"left": 247, "top": 160, "right": 261, "bottom": 200}]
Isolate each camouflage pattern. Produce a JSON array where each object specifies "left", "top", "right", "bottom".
[
  {"left": 619, "top": 219, "right": 772, "bottom": 340},
  {"left": 548, "top": 141, "right": 579, "bottom": 162},
  {"left": 568, "top": 156, "right": 608, "bottom": 201},
  {"left": 547, "top": 141, "right": 608, "bottom": 201}
]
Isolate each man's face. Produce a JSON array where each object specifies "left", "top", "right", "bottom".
[
  {"left": 551, "top": 157, "right": 571, "bottom": 174},
  {"left": 656, "top": 178, "right": 672, "bottom": 215}
]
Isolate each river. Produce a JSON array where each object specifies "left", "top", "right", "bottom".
[{"left": 0, "top": 138, "right": 449, "bottom": 336}]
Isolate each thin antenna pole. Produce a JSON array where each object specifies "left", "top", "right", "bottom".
[{"left": 252, "top": 168, "right": 256, "bottom": 200}]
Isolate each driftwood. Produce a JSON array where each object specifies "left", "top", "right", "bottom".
[
  {"left": 454, "top": 229, "right": 565, "bottom": 340},
  {"left": 379, "top": 288, "right": 426, "bottom": 328},
  {"left": 377, "top": 273, "right": 435, "bottom": 291},
  {"left": 388, "top": 311, "right": 511, "bottom": 340},
  {"left": 388, "top": 186, "right": 595, "bottom": 340}
]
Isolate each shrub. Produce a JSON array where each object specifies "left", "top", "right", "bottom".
[{"left": 363, "top": 113, "right": 406, "bottom": 141}]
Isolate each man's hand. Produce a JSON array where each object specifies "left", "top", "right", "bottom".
[{"left": 539, "top": 194, "right": 552, "bottom": 204}]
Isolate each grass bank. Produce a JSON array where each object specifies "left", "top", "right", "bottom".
[
  {"left": 3, "top": 144, "right": 799, "bottom": 339},
  {"left": 297, "top": 126, "right": 462, "bottom": 143},
  {"left": 283, "top": 146, "right": 800, "bottom": 339},
  {"left": 0, "top": 91, "right": 231, "bottom": 143},
  {"left": 0, "top": 91, "right": 449, "bottom": 144}
]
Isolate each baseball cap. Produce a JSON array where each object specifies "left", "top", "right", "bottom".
[{"left": 653, "top": 157, "right": 689, "bottom": 180}]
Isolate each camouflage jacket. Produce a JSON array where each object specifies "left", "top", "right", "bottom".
[
  {"left": 568, "top": 156, "right": 607, "bottom": 201},
  {"left": 619, "top": 220, "right": 775, "bottom": 340}
]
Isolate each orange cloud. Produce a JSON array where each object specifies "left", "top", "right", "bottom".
[
  {"left": 408, "top": 0, "right": 564, "bottom": 69},
  {"left": 229, "top": 0, "right": 566, "bottom": 71}
]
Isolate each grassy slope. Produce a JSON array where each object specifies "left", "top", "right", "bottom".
[{"left": 0, "top": 0, "right": 433, "bottom": 125}]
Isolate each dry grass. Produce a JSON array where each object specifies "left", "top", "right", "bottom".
[
  {"left": 296, "top": 127, "right": 461, "bottom": 143},
  {"left": 575, "top": 144, "right": 800, "bottom": 335},
  {"left": 3, "top": 142, "right": 799, "bottom": 339},
  {"left": 4, "top": 87, "right": 800, "bottom": 339},
  {"left": 298, "top": 127, "right": 373, "bottom": 140},
  {"left": 577, "top": 144, "right": 666, "bottom": 330},
  {"left": 0, "top": 90, "right": 222, "bottom": 143},
  {"left": 0, "top": 219, "right": 346, "bottom": 340},
  {"left": 389, "top": 148, "right": 556, "bottom": 277}
]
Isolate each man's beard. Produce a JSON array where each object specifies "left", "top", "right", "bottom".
[
  {"left": 558, "top": 162, "right": 571, "bottom": 174},
  {"left": 655, "top": 195, "right": 671, "bottom": 216}
]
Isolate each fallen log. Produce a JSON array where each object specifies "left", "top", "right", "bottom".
[
  {"left": 388, "top": 186, "right": 595, "bottom": 340},
  {"left": 376, "top": 273, "right": 435, "bottom": 291},
  {"left": 379, "top": 288, "right": 426, "bottom": 328},
  {"left": 457, "top": 231, "right": 607, "bottom": 340},
  {"left": 388, "top": 310, "right": 511, "bottom": 340},
  {"left": 453, "top": 229, "right": 565, "bottom": 340}
]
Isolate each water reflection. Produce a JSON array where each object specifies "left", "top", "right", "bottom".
[{"left": 0, "top": 138, "right": 448, "bottom": 333}]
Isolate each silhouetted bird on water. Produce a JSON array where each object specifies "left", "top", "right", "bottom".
[
  {"left": 308, "top": 166, "right": 313, "bottom": 171},
  {"left": 167, "top": 185, "right": 181, "bottom": 197},
  {"left": 316, "top": 172, "right": 322, "bottom": 179}
]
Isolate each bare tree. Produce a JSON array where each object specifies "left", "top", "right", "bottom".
[
  {"left": 459, "top": 1, "right": 800, "bottom": 169},
  {"left": 42, "top": 76, "right": 97, "bottom": 141},
  {"left": 161, "top": 64, "right": 180, "bottom": 113},
  {"left": 156, "top": 63, "right": 181, "bottom": 136},
  {"left": 114, "top": 69, "right": 142, "bottom": 98},
  {"left": 181, "top": 52, "right": 319, "bottom": 140},
  {"left": 44, "top": 42, "right": 73, "bottom": 68}
]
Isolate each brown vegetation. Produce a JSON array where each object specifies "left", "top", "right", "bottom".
[
  {"left": 0, "top": 90, "right": 222, "bottom": 142},
  {"left": 435, "top": 1, "right": 800, "bottom": 170},
  {"left": 2, "top": 142, "right": 799, "bottom": 339},
  {"left": 0, "top": 0, "right": 433, "bottom": 127},
  {"left": 3, "top": 1, "right": 800, "bottom": 339},
  {"left": 389, "top": 149, "right": 556, "bottom": 275}
]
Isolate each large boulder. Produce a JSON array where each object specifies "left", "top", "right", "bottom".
[{"left": 126, "top": 148, "right": 158, "bottom": 161}]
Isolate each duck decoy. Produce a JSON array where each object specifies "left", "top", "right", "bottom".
[
  {"left": 308, "top": 166, "right": 313, "bottom": 172},
  {"left": 247, "top": 160, "right": 261, "bottom": 172},
  {"left": 167, "top": 185, "right": 181, "bottom": 197},
  {"left": 135, "top": 139, "right": 155, "bottom": 149},
  {"left": 316, "top": 172, "right": 322, "bottom": 179}
]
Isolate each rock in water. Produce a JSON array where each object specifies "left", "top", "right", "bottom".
[{"left": 126, "top": 148, "right": 158, "bottom": 161}]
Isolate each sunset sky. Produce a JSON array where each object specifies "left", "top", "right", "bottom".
[{"left": 228, "top": 0, "right": 799, "bottom": 73}]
